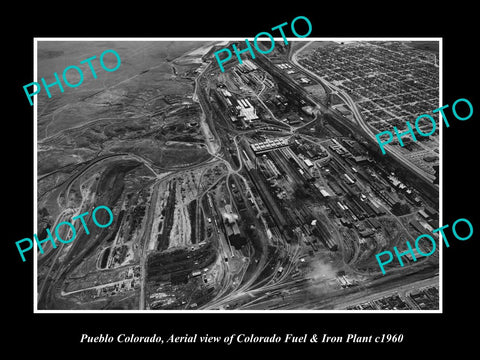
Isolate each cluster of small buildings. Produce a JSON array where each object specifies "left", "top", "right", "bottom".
[
  {"left": 310, "top": 136, "right": 439, "bottom": 256},
  {"left": 299, "top": 42, "right": 439, "bottom": 176},
  {"left": 247, "top": 137, "right": 344, "bottom": 250},
  {"left": 325, "top": 190, "right": 385, "bottom": 228},
  {"left": 98, "top": 278, "right": 138, "bottom": 298},
  {"left": 298, "top": 42, "right": 439, "bottom": 163},
  {"left": 230, "top": 60, "right": 264, "bottom": 92},
  {"left": 250, "top": 137, "right": 289, "bottom": 154},
  {"left": 409, "top": 286, "right": 439, "bottom": 309},
  {"left": 291, "top": 138, "right": 328, "bottom": 161},
  {"left": 347, "top": 293, "right": 412, "bottom": 310},
  {"left": 213, "top": 86, "right": 259, "bottom": 127},
  {"left": 291, "top": 213, "right": 337, "bottom": 251},
  {"left": 328, "top": 138, "right": 370, "bottom": 165},
  {"left": 237, "top": 59, "right": 258, "bottom": 73},
  {"left": 297, "top": 77, "right": 312, "bottom": 84},
  {"left": 407, "top": 207, "right": 439, "bottom": 256},
  {"left": 275, "top": 61, "right": 312, "bottom": 84},
  {"left": 347, "top": 286, "right": 439, "bottom": 310},
  {"left": 276, "top": 63, "right": 293, "bottom": 70},
  {"left": 386, "top": 173, "right": 422, "bottom": 206},
  {"left": 236, "top": 98, "right": 258, "bottom": 122}
]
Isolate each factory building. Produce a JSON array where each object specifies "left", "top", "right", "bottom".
[
  {"left": 222, "top": 204, "right": 244, "bottom": 250},
  {"left": 238, "top": 59, "right": 257, "bottom": 73},
  {"left": 236, "top": 98, "right": 258, "bottom": 122},
  {"left": 250, "top": 137, "right": 290, "bottom": 154}
]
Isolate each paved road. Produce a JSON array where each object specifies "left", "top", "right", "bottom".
[{"left": 290, "top": 46, "right": 436, "bottom": 185}]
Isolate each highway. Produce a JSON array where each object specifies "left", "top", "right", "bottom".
[
  {"left": 193, "top": 44, "right": 441, "bottom": 310},
  {"left": 290, "top": 46, "right": 436, "bottom": 185}
]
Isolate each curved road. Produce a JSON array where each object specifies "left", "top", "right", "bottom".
[{"left": 290, "top": 44, "right": 436, "bottom": 185}]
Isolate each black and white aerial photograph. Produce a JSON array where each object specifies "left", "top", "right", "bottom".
[
  {"left": 6, "top": 4, "right": 480, "bottom": 355},
  {"left": 36, "top": 39, "right": 440, "bottom": 311}
]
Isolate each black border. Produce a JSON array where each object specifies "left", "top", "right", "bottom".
[{"left": 5, "top": 4, "right": 478, "bottom": 354}]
